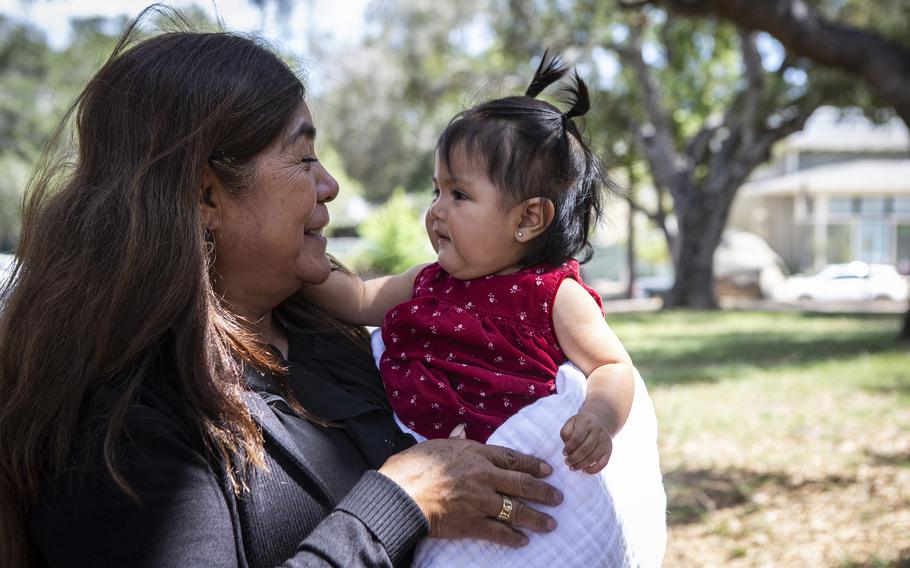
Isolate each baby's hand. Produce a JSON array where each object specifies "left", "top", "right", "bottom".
[{"left": 559, "top": 411, "right": 613, "bottom": 474}]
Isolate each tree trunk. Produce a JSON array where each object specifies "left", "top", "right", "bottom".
[
  {"left": 665, "top": 201, "right": 725, "bottom": 309},
  {"left": 625, "top": 200, "right": 637, "bottom": 299},
  {"left": 900, "top": 306, "right": 910, "bottom": 341},
  {"left": 625, "top": 168, "right": 640, "bottom": 300}
]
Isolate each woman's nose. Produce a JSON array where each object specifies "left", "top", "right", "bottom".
[{"left": 317, "top": 165, "right": 339, "bottom": 203}]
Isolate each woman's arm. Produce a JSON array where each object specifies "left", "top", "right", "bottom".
[
  {"left": 552, "top": 278, "right": 636, "bottom": 474},
  {"left": 30, "top": 404, "right": 423, "bottom": 568},
  {"left": 31, "top": 400, "right": 561, "bottom": 567},
  {"left": 302, "top": 264, "right": 427, "bottom": 326}
]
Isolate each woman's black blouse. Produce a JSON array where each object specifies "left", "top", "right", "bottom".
[
  {"left": 249, "top": 331, "right": 416, "bottom": 500},
  {"left": 29, "top": 331, "right": 426, "bottom": 567}
]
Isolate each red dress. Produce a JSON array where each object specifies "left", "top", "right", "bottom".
[{"left": 379, "top": 260, "right": 603, "bottom": 443}]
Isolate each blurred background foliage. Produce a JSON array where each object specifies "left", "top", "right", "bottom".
[
  {"left": 2, "top": 2, "right": 909, "bottom": 564},
  {"left": 356, "top": 187, "right": 433, "bottom": 274},
  {"left": 1, "top": 0, "right": 908, "bottom": 300}
]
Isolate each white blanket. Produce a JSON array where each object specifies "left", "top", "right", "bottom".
[{"left": 371, "top": 332, "right": 667, "bottom": 567}]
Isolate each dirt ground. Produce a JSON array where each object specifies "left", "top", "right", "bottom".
[{"left": 656, "top": 378, "right": 910, "bottom": 568}]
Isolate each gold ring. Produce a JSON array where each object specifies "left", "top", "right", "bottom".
[{"left": 496, "top": 494, "right": 514, "bottom": 522}]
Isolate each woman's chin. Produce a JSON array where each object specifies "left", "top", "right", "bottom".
[{"left": 296, "top": 254, "right": 332, "bottom": 286}]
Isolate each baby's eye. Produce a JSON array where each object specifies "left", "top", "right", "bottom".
[
  {"left": 431, "top": 187, "right": 440, "bottom": 199},
  {"left": 452, "top": 190, "right": 467, "bottom": 201}
]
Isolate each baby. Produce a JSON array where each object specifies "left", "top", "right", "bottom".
[{"left": 306, "top": 53, "right": 634, "bottom": 475}]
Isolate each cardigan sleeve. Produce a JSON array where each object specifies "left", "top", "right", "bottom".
[
  {"left": 30, "top": 401, "right": 427, "bottom": 568},
  {"left": 288, "top": 472, "right": 428, "bottom": 567}
]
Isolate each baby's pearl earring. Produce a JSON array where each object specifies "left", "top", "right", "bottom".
[{"left": 517, "top": 231, "right": 524, "bottom": 238}]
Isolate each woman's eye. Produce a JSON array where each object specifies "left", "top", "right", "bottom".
[{"left": 301, "top": 157, "right": 319, "bottom": 165}]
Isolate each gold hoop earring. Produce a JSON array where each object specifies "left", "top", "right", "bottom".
[{"left": 204, "top": 229, "right": 216, "bottom": 260}]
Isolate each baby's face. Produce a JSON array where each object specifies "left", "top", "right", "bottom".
[{"left": 427, "top": 149, "right": 528, "bottom": 280}]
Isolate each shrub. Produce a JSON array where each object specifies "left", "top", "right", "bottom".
[{"left": 357, "top": 188, "right": 434, "bottom": 274}]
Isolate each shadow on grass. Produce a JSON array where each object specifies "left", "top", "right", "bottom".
[
  {"left": 663, "top": 466, "right": 855, "bottom": 526},
  {"left": 839, "top": 549, "right": 910, "bottom": 568},
  {"left": 867, "top": 448, "right": 910, "bottom": 468},
  {"left": 633, "top": 330, "right": 902, "bottom": 386}
]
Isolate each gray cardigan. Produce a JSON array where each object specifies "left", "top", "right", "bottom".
[{"left": 29, "top": 375, "right": 428, "bottom": 567}]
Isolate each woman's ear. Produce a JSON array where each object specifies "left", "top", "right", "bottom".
[
  {"left": 200, "top": 166, "right": 223, "bottom": 231},
  {"left": 515, "top": 197, "right": 555, "bottom": 242}
]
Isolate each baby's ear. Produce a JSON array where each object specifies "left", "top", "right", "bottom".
[{"left": 515, "top": 197, "right": 555, "bottom": 242}]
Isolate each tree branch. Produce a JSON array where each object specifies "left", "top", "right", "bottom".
[
  {"left": 738, "top": 28, "right": 764, "bottom": 147},
  {"left": 649, "top": 0, "right": 910, "bottom": 126},
  {"left": 627, "top": 196, "right": 665, "bottom": 229},
  {"left": 609, "top": 21, "right": 690, "bottom": 207}
]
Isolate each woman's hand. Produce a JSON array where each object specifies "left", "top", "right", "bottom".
[{"left": 378, "top": 439, "right": 562, "bottom": 547}]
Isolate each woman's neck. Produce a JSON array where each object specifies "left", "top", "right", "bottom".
[{"left": 229, "top": 302, "right": 289, "bottom": 359}]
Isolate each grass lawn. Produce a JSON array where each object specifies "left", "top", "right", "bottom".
[{"left": 609, "top": 310, "right": 910, "bottom": 567}]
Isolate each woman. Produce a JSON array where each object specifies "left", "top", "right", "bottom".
[{"left": 0, "top": 21, "right": 563, "bottom": 568}]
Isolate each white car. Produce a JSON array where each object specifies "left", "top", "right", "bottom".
[
  {"left": 772, "top": 261, "right": 909, "bottom": 302},
  {"left": 0, "top": 253, "right": 15, "bottom": 311},
  {"left": 0, "top": 253, "right": 14, "bottom": 283}
]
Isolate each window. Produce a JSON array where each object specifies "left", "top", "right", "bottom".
[
  {"left": 827, "top": 224, "right": 852, "bottom": 264},
  {"left": 828, "top": 198, "right": 854, "bottom": 216},
  {"left": 895, "top": 197, "right": 910, "bottom": 216},
  {"left": 898, "top": 224, "right": 910, "bottom": 274},
  {"left": 860, "top": 197, "right": 888, "bottom": 215},
  {"left": 860, "top": 221, "right": 891, "bottom": 264}
]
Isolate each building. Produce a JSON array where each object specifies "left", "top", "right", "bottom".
[{"left": 730, "top": 107, "right": 910, "bottom": 274}]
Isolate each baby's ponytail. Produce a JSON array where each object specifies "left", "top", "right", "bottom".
[
  {"left": 525, "top": 50, "right": 569, "bottom": 98},
  {"left": 561, "top": 71, "right": 590, "bottom": 121}
]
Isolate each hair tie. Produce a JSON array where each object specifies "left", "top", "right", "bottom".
[{"left": 561, "top": 113, "right": 575, "bottom": 139}]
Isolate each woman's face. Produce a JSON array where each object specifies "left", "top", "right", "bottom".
[{"left": 212, "top": 102, "right": 338, "bottom": 313}]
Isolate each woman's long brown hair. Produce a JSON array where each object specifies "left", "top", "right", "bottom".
[{"left": 0, "top": 10, "right": 349, "bottom": 566}]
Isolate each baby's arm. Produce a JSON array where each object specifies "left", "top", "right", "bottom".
[
  {"left": 552, "top": 278, "right": 635, "bottom": 474},
  {"left": 302, "top": 264, "right": 428, "bottom": 326}
]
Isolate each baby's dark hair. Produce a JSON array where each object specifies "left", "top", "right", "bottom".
[{"left": 436, "top": 51, "right": 610, "bottom": 266}]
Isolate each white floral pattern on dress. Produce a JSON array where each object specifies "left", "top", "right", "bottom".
[{"left": 380, "top": 260, "right": 600, "bottom": 442}]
